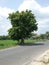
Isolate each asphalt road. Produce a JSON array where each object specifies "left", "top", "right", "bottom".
[{"left": 0, "top": 40, "right": 49, "bottom": 65}]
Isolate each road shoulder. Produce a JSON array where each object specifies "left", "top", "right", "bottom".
[{"left": 29, "top": 50, "right": 49, "bottom": 65}]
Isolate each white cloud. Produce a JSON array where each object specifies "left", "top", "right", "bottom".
[
  {"left": 18, "top": 0, "right": 40, "bottom": 11},
  {"left": 0, "top": 7, "right": 14, "bottom": 17},
  {"left": 0, "top": 7, "right": 14, "bottom": 35},
  {"left": 18, "top": 0, "right": 49, "bottom": 34}
]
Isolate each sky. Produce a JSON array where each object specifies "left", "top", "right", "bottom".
[{"left": 0, "top": 0, "right": 49, "bottom": 35}]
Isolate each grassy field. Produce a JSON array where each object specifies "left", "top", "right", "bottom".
[
  {"left": 0, "top": 39, "right": 45, "bottom": 49},
  {"left": 0, "top": 40, "right": 18, "bottom": 49}
]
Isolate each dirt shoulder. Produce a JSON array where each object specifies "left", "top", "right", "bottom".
[{"left": 29, "top": 50, "right": 49, "bottom": 65}]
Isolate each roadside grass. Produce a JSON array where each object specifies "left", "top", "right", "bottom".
[
  {"left": 0, "top": 39, "right": 46, "bottom": 49},
  {"left": 25, "top": 39, "right": 45, "bottom": 44},
  {"left": 0, "top": 40, "right": 18, "bottom": 49}
]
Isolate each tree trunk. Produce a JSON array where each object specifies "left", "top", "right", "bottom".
[
  {"left": 17, "top": 40, "right": 20, "bottom": 45},
  {"left": 20, "top": 38, "right": 24, "bottom": 45}
]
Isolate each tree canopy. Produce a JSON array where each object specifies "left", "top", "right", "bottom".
[{"left": 8, "top": 10, "right": 38, "bottom": 44}]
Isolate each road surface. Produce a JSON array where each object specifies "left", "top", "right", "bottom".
[{"left": 0, "top": 40, "right": 49, "bottom": 65}]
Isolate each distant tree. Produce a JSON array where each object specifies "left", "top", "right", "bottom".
[
  {"left": 46, "top": 32, "right": 49, "bottom": 39},
  {"left": 0, "top": 36, "right": 11, "bottom": 40},
  {"left": 32, "top": 33, "right": 37, "bottom": 36},
  {"left": 40, "top": 34, "right": 46, "bottom": 39},
  {"left": 8, "top": 10, "right": 38, "bottom": 44}
]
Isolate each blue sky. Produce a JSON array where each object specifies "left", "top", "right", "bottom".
[
  {"left": 0, "top": 0, "right": 49, "bottom": 35},
  {"left": 0, "top": 0, "right": 23, "bottom": 10},
  {"left": 36, "top": 0, "right": 49, "bottom": 7}
]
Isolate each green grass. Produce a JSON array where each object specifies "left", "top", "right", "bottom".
[
  {"left": 0, "top": 39, "right": 46, "bottom": 49},
  {"left": 25, "top": 39, "right": 44, "bottom": 43},
  {"left": 0, "top": 40, "right": 18, "bottom": 49}
]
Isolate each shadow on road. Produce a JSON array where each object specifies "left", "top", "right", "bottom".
[{"left": 19, "top": 42, "right": 44, "bottom": 46}]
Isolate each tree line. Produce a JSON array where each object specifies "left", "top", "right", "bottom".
[
  {"left": 0, "top": 31, "right": 49, "bottom": 40},
  {"left": 31, "top": 31, "right": 49, "bottom": 40},
  {"left": 0, "top": 36, "right": 11, "bottom": 40}
]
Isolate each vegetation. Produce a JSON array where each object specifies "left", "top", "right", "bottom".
[
  {"left": 0, "top": 39, "right": 44, "bottom": 49},
  {"left": 0, "top": 9, "right": 49, "bottom": 49},
  {"left": 39, "top": 32, "right": 49, "bottom": 40},
  {"left": 8, "top": 10, "right": 38, "bottom": 44},
  {"left": 46, "top": 32, "right": 49, "bottom": 39},
  {"left": 0, "top": 36, "right": 11, "bottom": 40},
  {"left": 0, "top": 31, "right": 49, "bottom": 49},
  {"left": 0, "top": 40, "right": 18, "bottom": 49}
]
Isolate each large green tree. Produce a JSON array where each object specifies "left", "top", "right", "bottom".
[{"left": 8, "top": 10, "right": 38, "bottom": 44}]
